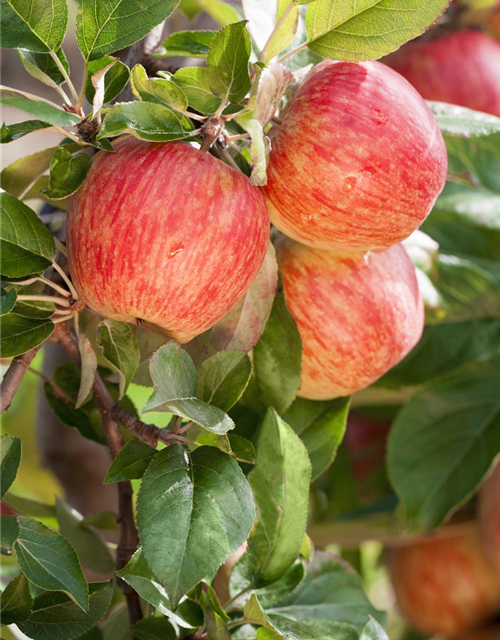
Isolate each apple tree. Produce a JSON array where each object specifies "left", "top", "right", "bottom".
[{"left": 1, "top": 0, "right": 500, "bottom": 639}]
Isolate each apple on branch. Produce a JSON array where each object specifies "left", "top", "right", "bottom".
[
  {"left": 264, "top": 60, "right": 448, "bottom": 252},
  {"left": 276, "top": 236, "right": 424, "bottom": 400},
  {"left": 66, "top": 137, "right": 270, "bottom": 343}
]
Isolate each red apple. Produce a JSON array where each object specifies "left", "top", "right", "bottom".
[
  {"left": 264, "top": 60, "right": 447, "bottom": 252},
  {"left": 386, "top": 31, "right": 500, "bottom": 117},
  {"left": 388, "top": 525, "right": 500, "bottom": 637},
  {"left": 454, "top": 627, "right": 500, "bottom": 640},
  {"left": 344, "top": 412, "right": 391, "bottom": 483},
  {"left": 67, "top": 138, "right": 270, "bottom": 343},
  {"left": 276, "top": 237, "right": 424, "bottom": 400},
  {"left": 478, "top": 461, "right": 500, "bottom": 576}
]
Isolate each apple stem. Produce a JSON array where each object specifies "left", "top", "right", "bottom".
[
  {"left": 258, "top": 0, "right": 296, "bottom": 64},
  {"left": 3, "top": 276, "right": 71, "bottom": 298},
  {"left": 49, "top": 50, "right": 79, "bottom": 106},
  {"left": 52, "top": 261, "right": 79, "bottom": 300},
  {"left": 17, "top": 294, "right": 71, "bottom": 308},
  {"left": 225, "top": 133, "right": 250, "bottom": 143}
]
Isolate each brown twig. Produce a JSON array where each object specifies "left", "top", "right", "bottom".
[
  {"left": 51, "top": 322, "right": 142, "bottom": 634},
  {"left": 0, "top": 345, "right": 43, "bottom": 412}
]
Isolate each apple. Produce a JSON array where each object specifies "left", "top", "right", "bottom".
[
  {"left": 385, "top": 31, "right": 500, "bottom": 117},
  {"left": 275, "top": 236, "right": 424, "bottom": 400},
  {"left": 264, "top": 60, "right": 447, "bottom": 252},
  {"left": 478, "top": 461, "right": 500, "bottom": 575},
  {"left": 344, "top": 412, "right": 391, "bottom": 483},
  {"left": 388, "top": 525, "right": 500, "bottom": 637},
  {"left": 67, "top": 138, "right": 270, "bottom": 343},
  {"left": 454, "top": 627, "right": 500, "bottom": 640}
]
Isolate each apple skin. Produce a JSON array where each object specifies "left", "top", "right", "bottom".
[
  {"left": 454, "top": 627, "right": 500, "bottom": 640},
  {"left": 344, "top": 412, "right": 391, "bottom": 483},
  {"left": 479, "top": 462, "right": 500, "bottom": 576},
  {"left": 275, "top": 237, "right": 424, "bottom": 400},
  {"left": 385, "top": 31, "right": 500, "bottom": 117},
  {"left": 264, "top": 60, "right": 447, "bottom": 252},
  {"left": 67, "top": 138, "right": 270, "bottom": 343},
  {"left": 388, "top": 525, "right": 500, "bottom": 637}
]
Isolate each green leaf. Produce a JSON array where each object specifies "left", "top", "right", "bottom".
[
  {"left": 427, "top": 101, "right": 500, "bottom": 138},
  {"left": 360, "top": 618, "right": 389, "bottom": 640},
  {"left": 206, "top": 21, "right": 251, "bottom": 103},
  {"left": 0, "top": 515, "right": 19, "bottom": 554},
  {"left": 134, "top": 617, "right": 176, "bottom": 640},
  {"left": 0, "top": 572, "right": 33, "bottom": 626},
  {"left": 0, "top": 287, "right": 16, "bottom": 315},
  {"left": 55, "top": 498, "right": 115, "bottom": 574},
  {"left": 242, "top": 0, "right": 299, "bottom": 63},
  {"left": 206, "top": 609, "right": 230, "bottom": 640},
  {"left": 15, "top": 517, "right": 88, "bottom": 610},
  {"left": 0, "top": 146, "right": 62, "bottom": 197},
  {"left": 198, "top": 0, "right": 241, "bottom": 26},
  {"left": 228, "top": 433, "right": 256, "bottom": 464},
  {"left": 96, "top": 320, "right": 140, "bottom": 399},
  {"left": 254, "top": 289, "right": 302, "bottom": 415},
  {"left": 1, "top": 0, "right": 68, "bottom": 52},
  {"left": 237, "top": 114, "right": 268, "bottom": 186},
  {"left": 171, "top": 67, "right": 221, "bottom": 114},
  {"left": 1, "top": 120, "right": 52, "bottom": 144},
  {"left": 388, "top": 358, "right": 500, "bottom": 529},
  {"left": 137, "top": 445, "right": 255, "bottom": 608},
  {"left": 444, "top": 132, "right": 500, "bottom": 194},
  {"left": 197, "top": 351, "right": 252, "bottom": 411},
  {"left": 44, "top": 363, "right": 105, "bottom": 444},
  {"left": 117, "top": 548, "right": 204, "bottom": 629},
  {"left": 76, "top": 0, "right": 180, "bottom": 61},
  {"left": 76, "top": 330, "right": 98, "bottom": 409},
  {"left": 0, "top": 190, "right": 55, "bottom": 278},
  {"left": 3, "top": 493, "right": 56, "bottom": 519},
  {"left": 145, "top": 344, "right": 235, "bottom": 435},
  {"left": 85, "top": 57, "right": 130, "bottom": 106},
  {"left": 0, "top": 313, "right": 54, "bottom": 357},
  {"left": 98, "top": 101, "right": 194, "bottom": 142},
  {"left": 247, "top": 408, "right": 311, "bottom": 585},
  {"left": 18, "top": 581, "right": 113, "bottom": 640},
  {"left": 7, "top": 289, "right": 56, "bottom": 319},
  {"left": 104, "top": 440, "right": 157, "bottom": 483},
  {"left": 19, "top": 49, "right": 69, "bottom": 90},
  {"left": 268, "top": 552, "right": 385, "bottom": 632},
  {"left": 0, "top": 434, "right": 22, "bottom": 499},
  {"left": 305, "top": 0, "right": 450, "bottom": 61},
  {"left": 156, "top": 30, "right": 216, "bottom": 57},
  {"left": 381, "top": 320, "right": 500, "bottom": 388},
  {"left": 284, "top": 397, "right": 350, "bottom": 481},
  {"left": 43, "top": 148, "right": 91, "bottom": 200},
  {"left": 0, "top": 87, "right": 81, "bottom": 126},
  {"left": 434, "top": 182, "right": 500, "bottom": 223},
  {"left": 131, "top": 64, "right": 189, "bottom": 112}
]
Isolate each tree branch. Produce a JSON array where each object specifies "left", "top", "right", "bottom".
[
  {"left": 51, "top": 322, "right": 142, "bottom": 635},
  {"left": 0, "top": 345, "right": 43, "bottom": 412}
]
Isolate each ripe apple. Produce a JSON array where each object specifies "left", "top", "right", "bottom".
[
  {"left": 454, "top": 627, "right": 500, "bottom": 640},
  {"left": 478, "top": 461, "right": 500, "bottom": 575},
  {"left": 67, "top": 138, "right": 270, "bottom": 343},
  {"left": 264, "top": 60, "right": 447, "bottom": 252},
  {"left": 344, "top": 412, "right": 391, "bottom": 483},
  {"left": 388, "top": 525, "right": 500, "bottom": 637},
  {"left": 275, "top": 236, "right": 424, "bottom": 400},
  {"left": 385, "top": 31, "right": 500, "bottom": 117}
]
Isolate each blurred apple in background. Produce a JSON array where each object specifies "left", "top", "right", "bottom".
[
  {"left": 388, "top": 524, "right": 500, "bottom": 637},
  {"left": 479, "top": 462, "right": 500, "bottom": 575},
  {"left": 386, "top": 31, "right": 500, "bottom": 116}
]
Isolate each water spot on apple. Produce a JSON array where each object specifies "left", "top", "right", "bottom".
[
  {"left": 301, "top": 213, "right": 314, "bottom": 224},
  {"left": 371, "top": 109, "right": 388, "bottom": 125},
  {"left": 363, "top": 165, "right": 377, "bottom": 177},
  {"left": 343, "top": 176, "right": 357, "bottom": 192},
  {"left": 168, "top": 243, "right": 185, "bottom": 259}
]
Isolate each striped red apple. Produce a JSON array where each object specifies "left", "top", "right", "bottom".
[
  {"left": 67, "top": 138, "right": 270, "bottom": 343},
  {"left": 276, "top": 236, "right": 424, "bottom": 400},
  {"left": 264, "top": 60, "right": 448, "bottom": 252},
  {"left": 386, "top": 31, "right": 500, "bottom": 117}
]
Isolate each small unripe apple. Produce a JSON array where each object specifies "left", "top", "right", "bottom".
[
  {"left": 478, "top": 462, "right": 500, "bottom": 575},
  {"left": 276, "top": 237, "right": 424, "bottom": 400},
  {"left": 264, "top": 60, "right": 447, "bottom": 252},
  {"left": 67, "top": 138, "right": 270, "bottom": 343},
  {"left": 388, "top": 525, "right": 500, "bottom": 637},
  {"left": 386, "top": 31, "right": 500, "bottom": 116}
]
